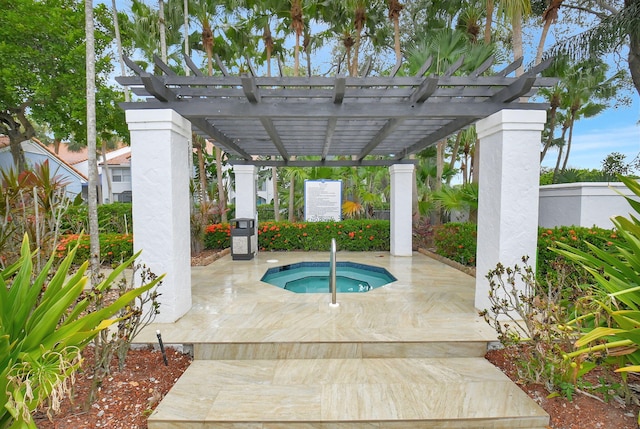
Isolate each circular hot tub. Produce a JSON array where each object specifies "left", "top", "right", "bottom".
[{"left": 261, "top": 261, "right": 396, "bottom": 293}]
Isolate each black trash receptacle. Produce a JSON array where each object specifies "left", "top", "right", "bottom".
[{"left": 231, "top": 218, "right": 256, "bottom": 260}]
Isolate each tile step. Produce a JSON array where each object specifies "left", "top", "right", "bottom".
[
  {"left": 148, "top": 357, "right": 548, "bottom": 429},
  {"left": 192, "top": 341, "right": 490, "bottom": 360}
]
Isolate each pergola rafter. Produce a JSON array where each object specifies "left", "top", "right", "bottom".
[{"left": 117, "top": 55, "right": 555, "bottom": 166}]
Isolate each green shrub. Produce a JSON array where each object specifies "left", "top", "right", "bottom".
[
  {"left": 537, "top": 226, "right": 621, "bottom": 283},
  {"left": 0, "top": 235, "right": 162, "bottom": 428},
  {"left": 433, "top": 222, "right": 477, "bottom": 266},
  {"left": 430, "top": 222, "right": 622, "bottom": 281},
  {"left": 204, "top": 223, "right": 231, "bottom": 249},
  {"left": 203, "top": 220, "right": 391, "bottom": 251},
  {"left": 257, "top": 204, "right": 275, "bottom": 221},
  {"left": 57, "top": 234, "right": 134, "bottom": 265},
  {"left": 60, "top": 203, "right": 133, "bottom": 234}
]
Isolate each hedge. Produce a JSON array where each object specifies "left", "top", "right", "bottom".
[
  {"left": 56, "top": 233, "right": 134, "bottom": 266},
  {"left": 204, "top": 220, "right": 391, "bottom": 251},
  {"left": 431, "top": 222, "right": 622, "bottom": 281},
  {"left": 60, "top": 203, "right": 133, "bottom": 234}
]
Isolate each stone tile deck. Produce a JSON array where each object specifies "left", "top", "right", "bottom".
[{"left": 134, "top": 251, "right": 549, "bottom": 429}]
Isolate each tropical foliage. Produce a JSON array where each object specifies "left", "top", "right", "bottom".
[
  {"left": 0, "top": 235, "right": 163, "bottom": 428},
  {"left": 555, "top": 175, "right": 640, "bottom": 376}
]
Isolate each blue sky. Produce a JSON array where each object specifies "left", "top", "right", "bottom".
[{"left": 540, "top": 94, "right": 640, "bottom": 171}]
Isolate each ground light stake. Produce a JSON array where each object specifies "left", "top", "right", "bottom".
[{"left": 156, "top": 330, "right": 169, "bottom": 366}]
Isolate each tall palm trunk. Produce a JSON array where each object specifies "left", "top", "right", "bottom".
[
  {"left": 291, "top": 0, "right": 303, "bottom": 77},
  {"left": 102, "top": 141, "right": 113, "bottom": 203},
  {"left": 535, "top": 0, "right": 562, "bottom": 65},
  {"left": 540, "top": 93, "right": 560, "bottom": 162},
  {"left": 561, "top": 111, "right": 577, "bottom": 172},
  {"left": 112, "top": 0, "right": 130, "bottom": 102},
  {"left": 447, "top": 131, "right": 462, "bottom": 185},
  {"left": 288, "top": 173, "right": 295, "bottom": 222},
  {"left": 263, "top": 23, "right": 273, "bottom": 77},
  {"left": 197, "top": 137, "right": 207, "bottom": 209},
  {"left": 158, "top": 0, "right": 167, "bottom": 63},
  {"left": 512, "top": 10, "right": 525, "bottom": 76},
  {"left": 264, "top": 25, "right": 279, "bottom": 221},
  {"left": 272, "top": 167, "right": 280, "bottom": 221},
  {"left": 552, "top": 124, "right": 569, "bottom": 182},
  {"left": 183, "top": 0, "right": 190, "bottom": 75},
  {"left": 388, "top": 0, "right": 403, "bottom": 65},
  {"left": 351, "top": 4, "right": 366, "bottom": 76},
  {"left": 484, "top": 0, "right": 494, "bottom": 44},
  {"left": 85, "top": 0, "right": 100, "bottom": 285},
  {"left": 216, "top": 146, "right": 227, "bottom": 222}
]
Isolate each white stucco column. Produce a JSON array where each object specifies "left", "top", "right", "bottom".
[
  {"left": 233, "top": 165, "right": 258, "bottom": 219},
  {"left": 475, "top": 109, "right": 546, "bottom": 313},
  {"left": 389, "top": 164, "right": 414, "bottom": 256},
  {"left": 126, "top": 109, "right": 192, "bottom": 323},
  {"left": 233, "top": 164, "right": 258, "bottom": 256}
]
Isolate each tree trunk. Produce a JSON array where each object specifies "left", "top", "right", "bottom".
[
  {"left": 512, "top": 11, "right": 525, "bottom": 76},
  {"left": 8, "top": 136, "right": 28, "bottom": 172},
  {"left": 85, "top": 0, "right": 100, "bottom": 286},
  {"left": 561, "top": 114, "right": 576, "bottom": 172},
  {"left": 552, "top": 126, "right": 568, "bottom": 183},
  {"left": 216, "top": 145, "right": 227, "bottom": 222},
  {"left": 628, "top": 4, "right": 640, "bottom": 98},
  {"left": 288, "top": 170, "right": 295, "bottom": 222},
  {"left": 484, "top": 0, "right": 493, "bottom": 44},
  {"left": 540, "top": 99, "right": 559, "bottom": 162},
  {"left": 158, "top": 0, "right": 167, "bottom": 63},
  {"left": 294, "top": 32, "right": 301, "bottom": 76},
  {"left": 272, "top": 166, "right": 280, "bottom": 221},
  {"left": 183, "top": 0, "right": 190, "bottom": 76},
  {"left": 197, "top": 138, "right": 207, "bottom": 211},
  {"left": 433, "top": 140, "right": 444, "bottom": 225},
  {"left": 101, "top": 141, "right": 113, "bottom": 203},
  {"left": 393, "top": 15, "right": 402, "bottom": 65},
  {"left": 535, "top": 18, "right": 553, "bottom": 66},
  {"left": 112, "top": 0, "right": 130, "bottom": 102},
  {"left": 352, "top": 19, "right": 363, "bottom": 76},
  {"left": 3, "top": 106, "right": 35, "bottom": 171},
  {"left": 447, "top": 131, "right": 462, "bottom": 184}
]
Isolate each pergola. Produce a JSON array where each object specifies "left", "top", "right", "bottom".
[{"left": 118, "top": 54, "right": 555, "bottom": 322}]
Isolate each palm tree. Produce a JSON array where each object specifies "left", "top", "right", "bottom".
[
  {"left": 558, "top": 59, "right": 623, "bottom": 172},
  {"left": 539, "top": 56, "right": 570, "bottom": 163},
  {"left": 542, "top": 0, "right": 640, "bottom": 96},
  {"left": 535, "top": 0, "right": 563, "bottom": 66},
  {"left": 497, "top": 0, "right": 532, "bottom": 76}
]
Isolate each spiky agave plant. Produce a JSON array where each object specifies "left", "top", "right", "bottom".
[{"left": 0, "top": 235, "right": 163, "bottom": 428}]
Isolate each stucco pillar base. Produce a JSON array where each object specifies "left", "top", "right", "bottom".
[
  {"left": 390, "top": 164, "right": 414, "bottom": 256},
  {"left": 474, "top": 109, "right": 546, "bottom": 313},
  {"left": 126, "top": 109, "right": 192, "bottom": 323}
]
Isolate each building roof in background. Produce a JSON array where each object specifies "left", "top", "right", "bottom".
[
  {"left": 0, "top": 135, "right": 88, "bottom": 180},
  {"left": 101, "top": 151, "right": 131, "bottom": 166}
]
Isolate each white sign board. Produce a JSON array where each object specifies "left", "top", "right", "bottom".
[{"left": 304, "top": 180, "right": 342, "bottom": 222}]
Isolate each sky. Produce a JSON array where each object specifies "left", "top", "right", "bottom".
[{"left": 540, "top": 94, "right": 640, "bottom": 171}]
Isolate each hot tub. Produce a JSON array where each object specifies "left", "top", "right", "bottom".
[{"left": 261, "top": 261, "right": 396, "bottom": 293}]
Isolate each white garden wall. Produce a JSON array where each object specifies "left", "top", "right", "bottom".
[{"left": 539, "top": 182, "right": 637, "bottom": 229}]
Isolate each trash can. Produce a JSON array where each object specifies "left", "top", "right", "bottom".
[{"left": 230, "top": 218, "right": 256, "bottom": 260}]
